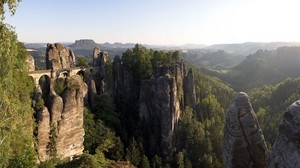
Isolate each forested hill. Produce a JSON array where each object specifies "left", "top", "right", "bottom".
[
  {"left": 203, "top": 46, "right": 300, "bottom": 91},
  {"left": 249, "top": 77, "right": 300, "bottom": 147}
]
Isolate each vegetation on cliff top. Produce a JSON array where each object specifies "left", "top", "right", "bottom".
[{"left": 0, "top": 1, "right": 36, "bottom": 166}]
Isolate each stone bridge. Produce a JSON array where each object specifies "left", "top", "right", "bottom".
[{"left": 28, "top": 67, "right": 97, "bottom": 87}]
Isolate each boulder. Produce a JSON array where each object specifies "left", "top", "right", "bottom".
[
  {"left": 224, "top": 92, "right": 268, "bottom": 168},
  {"left": 268, "top": 100, "right": 300, "bottom": 168}
]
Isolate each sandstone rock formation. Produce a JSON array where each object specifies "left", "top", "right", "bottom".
[
  {"left": 138, "top": 62, "right": 195, "bottom": 158},
  {"left": 37, "top": 106, "right": 50, "bottom": 162},
  {"left": 91, "top": 48, "right": 111, "bottom": 95},
  {"left": 93, "top": 47, "right": 101, "bottom": 66},
  {"left": 26, "top": 55, "right": 35, "bottom": 71},
  {"left": 183, "top": 68, "right": 196, "bottom": 108},
  {"left": 268, "top": 100, "right": 300, "bottom": 168},
  {"left": 139, "top": 74, "right": 181, "bottom": 157},
  {"left": 55, "top": 76, "right": 87, "bottom": 159},
  {"left": 46, "top": 43, "right": 76, "bottom": 70},
  {"left": 224, "top": 92, "right": 268, "bottom": 168},
  {"left": 35, "top": 75, "right": 87, "bottom": 162}
]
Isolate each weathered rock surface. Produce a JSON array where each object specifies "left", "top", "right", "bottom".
[
  {"left": 46, "top": 43, "right": 76, "bottom": 70},
  {"left": 37, "top": 106, "right": 50, "bottom": 162},
  {"left": 49, "top": 93, "right": 63, "bottom": 128},
  {"left": 56, "top": 75, "right": 87, "bottom": 159},
  {"left": 91, "top": 48, "right": 111, "bottom": 95},
  {"left": 224, "top": 92, "right": 268, "bottom": 168},
  {"left": 268, "top": 100, "right": 300, "bottom": 168},
  {"left": 93, "top": 47, "right": 101, "bottom": 66},
  {"left": 35, "top": 75, "right": 87, "bottom": 162},
  {"left": 26, "top": 55, "right": 35, "bottom": 71},
  {"left": 183, "top": 68, "right": 196, "bottom": 108},
  {"left": 139, "top": 74, "right": 181, "bottom": 157}
]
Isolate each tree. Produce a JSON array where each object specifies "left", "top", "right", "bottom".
[
  {"left": 76, "top": 56, "right": 89, "bottom": 67},
  {"left": 125, "top": 138, "right": 143, "bottom": 166},
  {"left": 175, "top": 152, "right": 184, "bottom": 168},
  {"left": 0, "top": 0, "right": 21, "bottom": 20},
  {"left": 0, "top": 23, "right": 36, "bottom": 167},
  {"left": 139, "top": 155, "right": 150, "bottom": 168},
  {"left": 152, "top": 155, "right": 163, "bottom": 168}
]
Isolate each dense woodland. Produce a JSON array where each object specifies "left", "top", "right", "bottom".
[{"left": 1, "top": 1, "right": 300, "bottom": 168}]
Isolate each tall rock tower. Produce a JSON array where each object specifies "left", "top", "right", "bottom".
[{"left": 224, "top": 92, "right": 268, "bottom": 168}]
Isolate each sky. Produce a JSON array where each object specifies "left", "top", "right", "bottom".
[{"left": 4, "top": 0, "right": 300, "bottom": 45}]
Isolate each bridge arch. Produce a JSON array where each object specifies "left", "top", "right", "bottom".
[
  {"left": 38, "top": 75, "right": 51, "bottom": 104},
  {"left": 56, "top": 69, "right": 70, "bottom": 78}
]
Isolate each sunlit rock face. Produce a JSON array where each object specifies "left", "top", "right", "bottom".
[
  {"left": 224, "top": 92, "right": 268, "bottom": 168},
  {"left": 46, "top": 43, "right": 76, "bottom": 70},
  {"left": 26, "top": 55, "right": 35, "bottom": 71},
  {"left": 35, "top": 76, "right": 87, "bottom": 162},
  {"left": 37, "top": 107, "right": 50, "bottom": 162},
  {"left": 268, "top": 100, "right": 300, "bottom": 168},
  {"left": 55, "top": 76, "right": 87, "bottom": 159}
]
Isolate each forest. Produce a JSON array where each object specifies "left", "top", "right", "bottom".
[{"left": 1, "top": 1, "right": 300, "bottom": 168}]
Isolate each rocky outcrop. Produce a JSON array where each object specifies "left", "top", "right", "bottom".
[
  {"left": 93, "top": 47, "right": 101, "bottom": 66},
  {"left": 91, "top": 48, "right": 111, "bottom": 95},
  {"left": 268, "top": 100, "right": 300, "bottom": 168},
  {"left": 139, "top": 74, "right": 181, "bottom": 156},
  {"left": 37, "top": 106, "right": 50, "bottom": 162},
  {"left": 55, "top": 76, "right": 87, "bottom": 159},
  {"left": 46, "top": 43, "right": 76, "bottom": 70},
  {"left": 26, "top": 55, "right": 35, "bottom": 71},
  {"left": 35, "top": 75, "right": 87, "bottom": 162},
  {"left": 183, "top": 68, "right": 196, "bottom": 108},
  {"left": 224, "top": 92, "right": 268, "bottom": 168}
]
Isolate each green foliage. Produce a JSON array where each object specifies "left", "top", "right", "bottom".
[
  {"left": 152, "top": 155, "right": 163, "bottom": 168},
  {"left": 83, "top": 108, "right": 124, "bottom": 161},
  {"left": 250, "top": 78, "right": 300, "bottom": 147},
  {"left": 0, "top": 0, "right": 21, "bottom": 20},
  {"left": 53, "top": 78, "right": 67, "bottom": 96},
  {"left": 92, "top": 94, "right": 119, "bottom": 128},
  {"left": 174, "top": 152, "right": 184, "bottom": 168},
  {"left": 47, "top": 126, "right": 57, "bottom": 157},
  {"left": 0, "top": 22, "right": 36, "bottom": 167},
  {"left": 125, "top": 138, "right": 144, "bottom": 167},
  {"left": 139, "top": 155, "right": 150, "bottom": 168},
  {"left": 76, "top": 56, "right": 89, "bottom": 67}
]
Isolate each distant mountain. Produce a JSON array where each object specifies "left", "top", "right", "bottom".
[
  {"left": 204, "top": 46, "right": 300, "bottom": 91},
  {"left": 101, "top": 42, "right": 135, "bottom": 48},
  {"left": 68, "top": 39, "right": 100, "bottom": 50},
  {"left": 181, "top": 49, "right": 246, "bottom": 70},
  {"left": 204, "top": 42, "right": 300, "bottom": 55}
]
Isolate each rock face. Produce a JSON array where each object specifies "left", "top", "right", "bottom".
[
  {"left": 37, "top": 107, "right": 50, "bottom": 162},
  {"left": 91, "top": 48, "right": 111, "bottom": 96},
  {"left": 268, "top": 100, "right": 300, "bottom": 168},
  {"left": 138, "top": 62, "right": 196, "bottom": 157},
  {"left": 35, "top": 75, "right": 87, "bottom": 162},
  {"left": 139, "top": 74, "right": 181, "bottom": 156},
  {"left": 224, "top": 92, "right": 268, "bottom": 168},
  {"left": 183, "top": 69, "right": 196, "bottom": 108},
  {"left": 26, "top": 55, "right": 35, "bottom": 71},
  {"left": 93, "top": 47, "right": 101, "bottom": 66},
  {"left": 55, "top": 76, "right": 87, "bottom": 159},
  {"left": 45, "top": 43, "right": 76, "bottom": 70}
]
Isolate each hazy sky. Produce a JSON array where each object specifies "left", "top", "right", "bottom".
[{"left": 4, "top": 0, "right": 300, "bottom": 45}]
